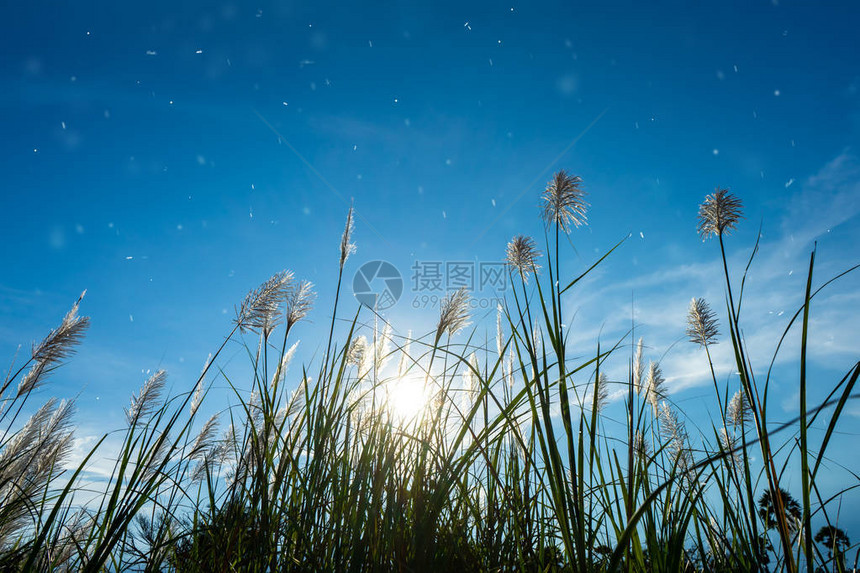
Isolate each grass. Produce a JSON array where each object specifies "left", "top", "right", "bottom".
[{"left": 1, "top": 179, "right": 859, "bottom": 572}]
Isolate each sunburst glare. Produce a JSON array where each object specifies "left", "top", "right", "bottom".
[{"left": 384, "top": 374, "right": 432, "bottom": 422}]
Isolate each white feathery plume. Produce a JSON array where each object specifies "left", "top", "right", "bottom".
[
  {"left": 235, "top": 271, "right": 293, "bottom": 334},
  {"left": 191, "top": 353, "right": 212, "bottom": 417},
  {"left": 248, "top": 390, "right": 264, "bottom": 427},
  {"left": 348, "top": 336, "right": 373, "bottom": 378},
  {"left": 31, "top": 291, "right": 89, "bottom": 367},
  {"left": 697, "top": 188, "right": 743, "bottom": 240},
  {"left": 339, "top": 207, "right": 356, "bottom": 268},
  {"left": 645, "top": 361, "right": 665, "bottom": 416},
  {"left": 593, "top": 372, "right": 609, "bottom": 413},
  {"left": 285, "top": 376, "right": 308, "bottom": 420},
  {"left": 436, "top": 287, "right": 471, "bottom": 340},
  {"left": 374, "top": 323, "right": 392, "bottom": 372},
  {"left": 633, "top": 338, "right": 645, "bottom": 394},
  {"left": 348, "top": 336, "right": 367, "bottom": 368},
  {"left": 201, "top": 353, "right": 213, "bottom": 375},
  {"left": 727, "top": 389, "right": 753, "bottom": 429},
  {"left": 126, "top": 370, "right": 167, "bottom": 425},
  {"left": 0, "top": 397, "right": 75, "bottom": 543},
  {"left": 633, "top": 430, "right": 650, "bottom": 460},
  {"left": 285, "top": 280, "right": 315, "bottom": 329},
  {"left": 16, "top": 360, "right": 46, "bottom": 398},
  {"left": 0, "top": 399, "right": 58, "bottom": 472},
  {"left": 686, "top": 298, "right": 720, "bottom": 346},
  {"left": 463, "top": 353, "right": 479, "bottom": 409},
  {"left": 190, "top": 380, "right": 204, "bottom": 418},
  {"left": 720, "top": 427, "right": 740, "bottom": 469},
  {"left": 541, "top": 169, "right": 588, "bottom": 233},
  {"left": 191, "top": 454, "right": 214, "bottom": 484},
  {"left": 190, "top": 414, "right": 219, "bottom": 460},
  {"left": 658, "top": 401, "right": 693, "bottom": 479},
  {"left": 505, "top": 235, "right": 541, "bottom": 281},
  {"left": 143, "top": 430, "right": 172, "bottom": 480},
  {"left": 271, "top": 341, "right": 300, "bottom": 390},
  {"left": 496, "top": 304, "right": 504, "bottom": 359}
]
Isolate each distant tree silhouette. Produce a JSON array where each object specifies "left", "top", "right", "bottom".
[
  {"left": 758, "top": 488, "right": 802, "bottom": 533},
  {"left": 814, "top": 525, "right": 850, "bottom": 571}
]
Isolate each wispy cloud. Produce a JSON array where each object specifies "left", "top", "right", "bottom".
[
  {"left": 782, "top": 150, "right": 860, "bottom": 248},
  {"left": 562, "top": 150, "right": 860, "bottom": 401}
]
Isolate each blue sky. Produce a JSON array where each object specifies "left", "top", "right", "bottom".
[{"left": 2, "top": 0, "right": 860, "bottom": 531}]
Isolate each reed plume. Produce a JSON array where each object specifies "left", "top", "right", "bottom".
[
  {"left": 727, "top": 389, "right": 753, "bottom": 428},
  {"left": 719, "top": 427, "right": 740, "bottom": 469},
  {"left": 645, "top": 361, "right": 665, "bottom": 415},
  {"left": 463, "top": 353, "right": 479, "bottom": 409},
  {"left": 348, "top": 335, "right": 367, "bottom": 367},
  {"left": 496, "top": 305, "right": 504, "bottom": 359},
  {"left": 633, "top": 338, "right": 645, "bottom": 395},
  {"left": 505, "top": 346, "right": 514, "bottom": 389},
  {"left": 16, "top": 360, "right": 46, "bottom": 398},
  {"left": 190, "top": 353, "right": 212, "bottom": 417},
  {"left": 126, "top": 370, "right": 167, "bottom": 425},
  {"left": 633, "top": 430, "right": 650, "bottom": 460},
  {"left": 686, "top": 297, "right": 720, "bottom": 346},
  {"left": 348, "top": 336, "right": 373, "bottom": 378},
  {"left": 235, "top": 271, "right": 294, "bottom": 334},
  {"left": 505, "top": 235, "right": 541, "bottom": 281},
  {"left": 593, "top": 372, "right": 609, "bottom": 413},
  {"left": 143, "top": 429, "right": 173, "bottom": 480},
  {"left": 285, "top": 280, "right": 315, "bottom": 330},
  {"left": 190, "top": 378, "right": 204, "bottom": 418},
  {"left": 697, "top": 188, "right": 743, "bottom": 240},
  {"left": 31, "top": 291, "right": 89, "bottom": 367},
  {"left": 658, "top": 401, "right": 692, "bottom": 475},
  {"left": 541, "top": 169, "right": 588, "bottom": 232},
  {"left": 0, "top": 398, "right": 75, "bottom": 545},
  {"left": 190, "top": 414, "right": 220, "bottom": 461},
  {"left": 340, "top": 207, "right": 356, "bottom": 268},
  {"left": 436, "top": 287, "right": 471, "bottom": 339},
  {"left": 374, "top": 323, "right": 393, "bottom": 372},
  {"left": 271, "top": 341, "right": 300, "bottom": 389}
]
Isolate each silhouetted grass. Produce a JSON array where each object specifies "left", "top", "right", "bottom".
[{"left": 1, "top": 176, "right": 858, "bottom": 572}]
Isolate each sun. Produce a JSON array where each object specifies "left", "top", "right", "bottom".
[{"left": 384, "top": 375, "right": 431, "bottom": 422}]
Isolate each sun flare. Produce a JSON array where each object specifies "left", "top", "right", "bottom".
[{"left": 385, "top": 375, "right": 431, "bottom": 421}]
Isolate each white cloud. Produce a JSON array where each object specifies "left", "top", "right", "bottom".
[
  {"left": 783, "top": 150, "right": 860, "bottom": 248},
  {"left": 562, "top": 150, "right": 860, "bottom": 402}
]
